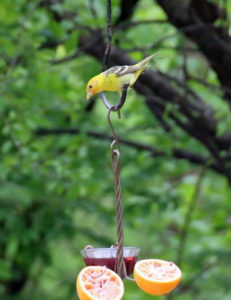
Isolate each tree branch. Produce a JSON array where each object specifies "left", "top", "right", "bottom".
[
  {"left": 34, "top": 127, "right": 221, "bottom": 173},
  {"left": 176, "top": 166, "right": 206, "bottom": 267},
  {"left": 156, "top": 0, "right": 231, "bottom": 104},
  {"left": 115, "top": 0, "right": 140, "bottom": 25},
  {"left": 115, "top": 19, "right": 167, "bottom": 31}
]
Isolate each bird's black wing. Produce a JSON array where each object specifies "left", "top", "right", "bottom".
[{"left": 104, "top": 65, "right": 140, "bottom": 77}]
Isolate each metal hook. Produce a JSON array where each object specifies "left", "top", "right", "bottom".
[
  {"left": 100, "top": 83, "right": 130, "bottom": 115},
  {"left": 107, "top": 109, "right": 120, "bottom": 150}
]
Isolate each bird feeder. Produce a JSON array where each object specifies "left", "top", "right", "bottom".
[{"left": 80, "top": 88, "right": 139, "bottom": 280}]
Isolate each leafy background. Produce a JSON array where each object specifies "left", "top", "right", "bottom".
[{"left": 1, "top": 0, "right": 231, "bottom": 299}]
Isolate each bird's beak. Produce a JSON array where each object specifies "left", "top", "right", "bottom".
[{"left": 86, "top": 91, "right": 92, "bottom": 101}]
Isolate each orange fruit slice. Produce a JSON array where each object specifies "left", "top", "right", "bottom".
[
  {"left": 76, "top": 266, "right": 124, "bottom": 300},
  {"left": 134, "top": 259, "right": 182, "bottom": 295}
]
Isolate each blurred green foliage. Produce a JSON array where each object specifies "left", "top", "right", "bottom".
[{"left": 1, "top": 0, "right": 231, "bottom": 299}]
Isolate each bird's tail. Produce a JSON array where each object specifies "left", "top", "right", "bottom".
[{"left": 135, "top": 53, "right": 158, "bottom": 68}]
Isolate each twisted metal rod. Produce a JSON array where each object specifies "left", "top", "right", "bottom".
[
  {"left": 102, "top": 0, "right": 112, "bottom": 71},
  {"left": 107, "top": 108, "right": 124, "bottom": 278},
  {"left": 107, "top": 100, "right": 135, "bottom": 281}
]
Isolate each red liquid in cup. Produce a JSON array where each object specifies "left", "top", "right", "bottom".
[{"left": 84, "top": 256, "right": 138, "bottom": 275}]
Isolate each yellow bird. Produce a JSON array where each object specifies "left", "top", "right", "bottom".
[{"left": 86, "top": 53, "right": 157, "bottom": 100}]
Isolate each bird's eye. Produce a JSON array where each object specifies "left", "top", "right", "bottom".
[{"left": 89, "top": 84, "right": 93, "bottom": 89}]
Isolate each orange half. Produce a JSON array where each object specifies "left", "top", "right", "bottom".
[
  {"left": 134, "top": 259, "right": 182, "bottom": 295},
  {"left": 76, "top": 266, "right": 124, "bottom": 300}
]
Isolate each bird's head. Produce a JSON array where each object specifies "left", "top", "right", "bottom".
[{"left": 86, "top": 75, "right": 101, "bottom": 100}]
